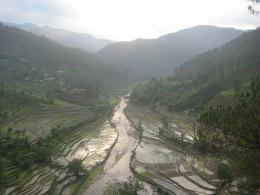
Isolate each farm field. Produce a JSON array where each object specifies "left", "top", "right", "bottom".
[
  {"left": 1, "top": 100, "right": 95, "bottom": 142},
  {"left": 0, "top": 100, "right": 118, "bottom": 195},
  {"left": 126, "top": 103, "right": 219, "bottom": 195}
]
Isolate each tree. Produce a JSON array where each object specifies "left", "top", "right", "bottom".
[
  {"left": 137, "top": 122, "right": 144, "bottom": 142},
  {"left": 34, "top": 146, "right": 52, "bottom": 163},
  {"left": 106, "top": 177, "right": 144, "bottom": 195},
  {"left": 16, "top": 152, "right": 34, "bottom": 169},
  {"left": 248, "top": 0, "right": 260, "bottom": 15},
  {"left": 7, "top": 127, "right": 13, "bottom": 134},
  {"left": 195, "top": 78, "right": 260, "bottom": 193},
  {"left": 217, "top": 163, "right": 233, "bottom": 185},
  {"left": 67, "top": 159, "right": 85, "bottom": 177}
]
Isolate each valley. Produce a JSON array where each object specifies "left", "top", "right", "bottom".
[
  {"left": 0, "top": 13, "right": 259, "bottom": 194},
  {"left": 1, "top": 94, "right": 218, "bottom": 195}
]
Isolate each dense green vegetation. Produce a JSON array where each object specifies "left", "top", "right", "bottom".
[
  {"left": 67, "top": 159, "right": 86, "bottom": 178},
  {"left": 0, "top": 119, "right": 89, "bottom": 172},
  {"left": 105, "top": 177, "right": 144, "bottom": 195},
  {"left": 131, "top": 28, "right": 260, "bottom": 111},
  {"left": 195, "top": 78, "right": 260, "bottom": 193},
  {"left": 0, "top": 130, "right": 50, "bottom": 171}
]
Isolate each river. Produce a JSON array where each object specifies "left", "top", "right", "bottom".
[{"left": 83, "top": 96, "right": 154, "bottom": 195}]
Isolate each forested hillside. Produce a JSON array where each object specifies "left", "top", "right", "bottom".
[
  {"left": 131, "top": 27, "right": 260, "bottom": 111},
  {"left": 0, "top": 24, "right": 126, "bottom": 103},
  {"left": 97, "top": 25, "right": 243, "bottom": 79}
]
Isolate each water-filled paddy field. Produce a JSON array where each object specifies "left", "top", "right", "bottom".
[
  {"left": 126, "top": 103, "right": 219, "bottom": 195},
  {"left": 1, "top": 100, "right": 118, "bottom": 195},
  {"left": 1, "top": 97, "right": 219, "bottom": 195}
]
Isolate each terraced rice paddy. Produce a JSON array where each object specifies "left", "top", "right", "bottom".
[
  {"left": 1, "top": 165, "right": 58, "bottom": 195},
  {"left": 1, "top": 100, "right": 94, "bottom": 142},
  {"left": 1, "top": 97, "right": 220, "bottom": 195},
  {"left": 56, "top": 120, "right": 117, "bottom": 169},
  {"left": 1, "top": 100, "right": 118, "bottom": 195},
  {"left": 126, "top": 103, "right": 219, "bottom": 195}
]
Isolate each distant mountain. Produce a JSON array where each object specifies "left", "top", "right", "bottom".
[
  {"left": 5, "top": 22, "right": 112, "bottom": 53},
  {"left": 0, "top": 24, "right": 126, "bottom": 103},
  {"left": 131, "top": 27, "right": 260, "bottom": 111},
  {"left": 97, "top": 25, "right": 244, "bottom": 79}
]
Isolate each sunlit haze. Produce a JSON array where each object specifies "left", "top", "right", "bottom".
[{"left": 0, "top": 0, "right": 259, "bottom": 41}]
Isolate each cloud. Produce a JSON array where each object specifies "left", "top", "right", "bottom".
[
  {"left": 0, "top": 0, "right": 64, "bottom": 25},
  {"left": 0, "top": 0, "right": 259, "bottom": 40}
]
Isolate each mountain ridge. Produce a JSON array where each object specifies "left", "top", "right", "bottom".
[
  {"left": 0, "top": 23, "right": 126, "bottom": 103},
  {"left": 4, "top": 22, "right": 112, "bottom": 53},
  {"left": 97, "top": 25, "right": 244, "bottom": 79},
  {"left": 130, "top": 27, "right": 260, "bottom": 111}
]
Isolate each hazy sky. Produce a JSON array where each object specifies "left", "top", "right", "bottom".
[{"left": 0, "top": 0, "right": 259, "bottom": 41}]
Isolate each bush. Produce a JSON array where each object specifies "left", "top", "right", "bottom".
[
  {"left": 34, "top": 146, "right": 52, "bottom": 164},
  {"left": 106, "top": 177, "right": 143, "bottom": 195},
  {"left": 67, "top": 159, "right": 86, "bottom": 177},
  {"left": 217, "top": 163, "right": 233, "bottom": 185}
]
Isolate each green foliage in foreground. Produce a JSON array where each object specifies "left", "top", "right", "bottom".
[
  {"left": 105, "top": 177, "right": 144, "bottom": 195},
  {"left": 0, "top": 118, "right": 91, "bottom": 172},
  {"left": 217, "top": 163, "right": 233, "bottom": 185},
  {"left": 195, "top": 78, "right": 260, "bottom": 193},
  {"left": 67, "top": 159, "right": 86, "bottom": 178},
  {"left": 0, "top": 131, "right": 52, "bottom": 170}
]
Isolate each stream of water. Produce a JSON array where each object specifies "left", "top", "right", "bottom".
[{"left": 83, "top": 97, "right": 154, "bottom": 195}]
